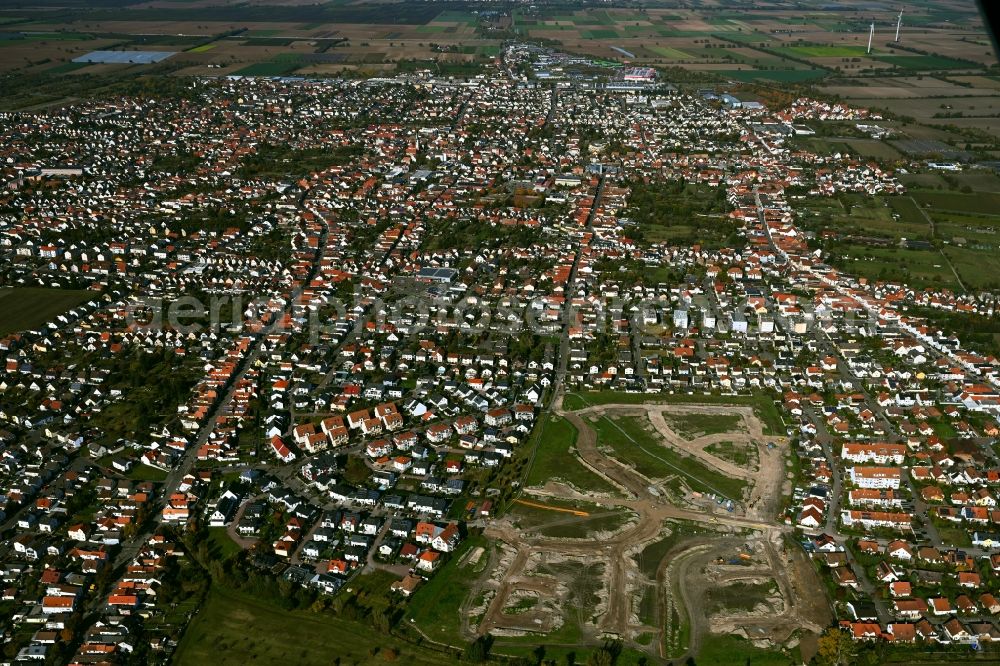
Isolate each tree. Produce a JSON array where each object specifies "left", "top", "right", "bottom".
[
  {"left": 586, "top": 650, "right": 613, "bottom": 666},
  {"left": 463, "top": 635, "right": 494, "bottom": 662},
  {"left": 815, "top": 628, "right": 857, "bottom": 666}
]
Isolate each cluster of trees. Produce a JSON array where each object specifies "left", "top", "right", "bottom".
[
  {"left": 186, "top": 529, "right": 320, "bottom": 612},
  {"left": 238, "top": 143, "right": 363, "bottom": 179},
  {"left": 626, "top": 178, "right": 734, "bottom": 247},
  {"left": 91, "top": 348, "right": 199, "bottom": 441}
]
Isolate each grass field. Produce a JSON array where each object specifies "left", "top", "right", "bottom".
[
  {"left": 912, "top": 190, "right": 1000, "bottom": 215},
  {"left": 663, "top": 412, "right": 744, "bottom": 437},
  {"left": 593, "top": 414, "right": 748, "bottom": 500},
  {"left": 697, "top": 634, "right": 794, "bottom": 666},
  {"left": 706, "top": 580, "right": 777, "bottom": 614},
  {"left": 524, "top": 414, "right": 619, "bottom": 494},
  {"left": 205, "top": 527, "right": 243, "bottom": 560},
  {"left": 887, "top": 196, "right": 929, "bottom": 230},
  {"left": 175, "top": 584, "right": 446, "bottom": 666},
  {"left": 563, "top": 391, "right": 785, "bottom": 435},
  {"left": 44, "top": 61, "right": 91, "bottom": 74},
  {"left": 0, "top": 287, "right": 95, "bottom": 336},
  {"left": 941, "top": 246, "right": 1000, "bottom": 290},
  {"left": 704, "top": 440, "right": 756, "bottom": 467},
  {"left": 634, "top": 521, "right": 706, "bottom": 578},
  {"left": 404, "top": 534, "right": 488, "bottom": 646}
]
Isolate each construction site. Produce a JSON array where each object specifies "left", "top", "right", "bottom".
[{"left": 466, "top": 394, "right": 832, "bottom": 662}]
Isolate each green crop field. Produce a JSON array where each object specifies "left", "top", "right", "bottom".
[
  {"left": 720, "top": 69, "right": 827, "bottom": 83},
  {"left": 648, "top": 45, "right": 693, "bottom": 59},
  {"left": 0, "top": 287, "right": 95, "bottom": 336},
  {"left": 874, "top": 54, "right": 970, "bottom": 70},
  {"left": 234, "top": 57, "right": 303, "bottom": 77},
  {"left": 583, "top": 29, "right": 618, "bottom": 39},
  {"left": 887, "top": 196, "right": 930, "bottom": 229},
  {"left": 912, "top": 190, "right": 1000, "bottom": 215},
  {"left": 784, "top": 45, "right": 869, "bottom": 57}
]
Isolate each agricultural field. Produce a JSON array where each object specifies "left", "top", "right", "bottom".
[
  {"left": 0, "top": 0, "right": 992, "bottom": 96},
  {"left": 796, "top": 193, "right": 932, "bottom": 241},
  {"left": 0, "top": 287, "right": 96, "bottom": 336},
  {"left": 911, "top": 190, "right": 1000, "bottom": 216},
  {"left": 829, "top": 245, "right": 962, "bottom": 290}
]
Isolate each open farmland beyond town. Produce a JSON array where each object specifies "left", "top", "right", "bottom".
[{"left": 2, "top": 1, "right": 1000, "bottom": 665}]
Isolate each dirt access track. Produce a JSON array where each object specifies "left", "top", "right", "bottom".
[
  {"left": 475, "top": 390, "right": 827, "bottom": 663},
  {"left": 578, "top": 402, "right": 788, "bottom": 521}
]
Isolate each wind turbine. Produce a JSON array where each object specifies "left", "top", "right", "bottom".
[
  {"left": 867, "top": 19, "right": 875, "bottom": 54},
  {"left": 894, "top": 9, "right": 903, "bottom": 43}
]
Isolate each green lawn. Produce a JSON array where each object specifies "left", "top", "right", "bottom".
[
  {"left": 524, "top": 414, "right": 619, "bottom": 494},
  {"left": 126, "top": 464, "right": 168, "bottom": 482},
  {"left": 205, "top": 527, "right": 243, "bottom": 560},
  {"left": 593, "top": 415, "right": 748, "bottom": 501},
  {"left": 174, "top": 584, "right": 446, "bottom": 666},
  {"left": 0, "top": 287, "right": 96, "bottom": 336}
]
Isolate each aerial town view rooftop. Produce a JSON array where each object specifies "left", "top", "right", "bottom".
[{"left": 1, "top": 0, "right": 1000, "bottom": 664}]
